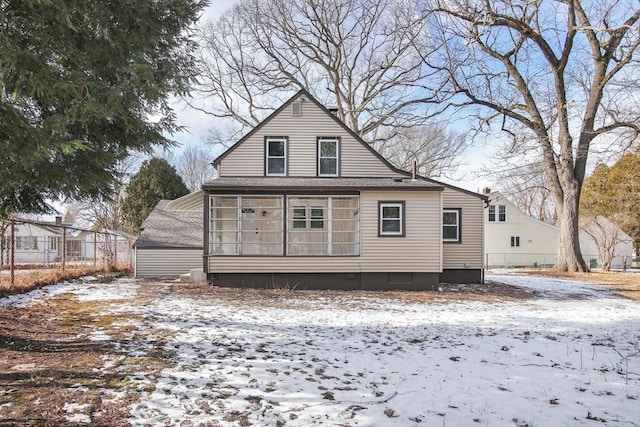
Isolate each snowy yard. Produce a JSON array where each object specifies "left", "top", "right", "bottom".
[{"left": 1, "top": 272, "right": 639, "bottom": 426}]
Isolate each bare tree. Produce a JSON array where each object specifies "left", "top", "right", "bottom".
[
  {"left": 77, "top": 154, "right": 144, "bottom": 231},
  {"left": 374, "top": 124, "right": 470, "bottom": 179},
  {"left": 494, "top": 161, "right": 557, "bottom": 224},
  {"left": 176, "top": 145, "right": 217, "bottom": 192},
  {"left": 194, "top": 0, "right": 450, "bottom": 144},
  {"left": 580, "top": 216, "right": 632, "bottom": 271},
  {"left": 426, "top": 0, "right": 640, "bottom": 271}
]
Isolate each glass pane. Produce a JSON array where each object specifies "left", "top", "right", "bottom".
[
  {"left": 443, "top": 226, "right": 458, "bottom": 240},
  {"left": 320, "top": 140, "right": 337, "bottom": 157},
  {"left": 443, "top": 212, "right": 457, "bottom": 225},
  {"left": 268, "top": 140, "right": 285, "bottom": 156},
  {"left": 382, "top": 206, "right": 400, "bottom": 219},
  {"left": 268, "top": 158, "right": 285, "bottom": 174},
  {"left": 382, "top": 219, "right": 401, "bottom": 232},
  {"left": 332, "top": 243, "right": 359, "bottom": 255},
  {"left": 319, "top": 158, "right": 337, "bottom": 175}
]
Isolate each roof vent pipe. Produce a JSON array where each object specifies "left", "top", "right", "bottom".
[{"left": 412, "top": 160, "right": 417, "bottom": 181}]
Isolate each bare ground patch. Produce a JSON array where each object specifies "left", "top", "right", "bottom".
[
  {"left": 516, "top": 269, "right": 640, "bottom": 300},
  {"left": 0, "top": 282, "right": 174, "bottom": 426}
]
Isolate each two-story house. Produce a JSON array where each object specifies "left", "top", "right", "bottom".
[
  {"left": 133, "top": 90, "right": 487, "bottom": 289},
  {"left": 484, "top": 190, "right": 633, "bottom": 269}
]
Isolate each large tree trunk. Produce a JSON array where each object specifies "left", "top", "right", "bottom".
[{"left": 555, "top": 186, "right": 589, "bottom": 272}]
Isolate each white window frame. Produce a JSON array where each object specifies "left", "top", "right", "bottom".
[
  {"left": 488, "top": 204, "right": 506, "bottom": 222},
  {"left": 443, "top": 209, "right": 461, "bottom": 242},
  {"left": 379, "top": 202, "right": 404, "bottom": 236},
  {"left": 266, "top": 137, "right": 287, "bottom": 176},
  {"left": 317, "top": 137, "right": 339, "bottom": 177}
]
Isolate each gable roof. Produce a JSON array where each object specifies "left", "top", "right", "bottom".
[
  {"left": 487, "top": 191, "right": 557, "bottom": 230},
  {"left": 133, "top": 200, "right": 203, "bottom": 249},
  {"left": 211, "top": 88, "right": 486, "bottom": 200}
]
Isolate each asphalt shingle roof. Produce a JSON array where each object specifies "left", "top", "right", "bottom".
[
  {"left": 202, "top": 176, "right": 444, "bottom": 191},
  {"left": 133, "top": 200, "right": 203, "bottom": 249}
]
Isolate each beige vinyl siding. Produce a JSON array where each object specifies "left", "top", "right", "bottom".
[
  {"left": 208, "top": 190, "right": 441, "bottom": 273},
  {"left": 220, "top": 97, "right": 402, "bottom": 178},
  {"left": 135, "top": 248, "right": 202, "bottom": 277},
  {"left": 442, "top": 188, "right": 484, "bottom": 269}
]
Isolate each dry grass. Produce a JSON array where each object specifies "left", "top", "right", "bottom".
[
  {"left": 0, "top": 263, "right": 131, "bottom": 298},
  {"left": 517, "top": 268, "right": 640, "bottom": 300},
  {"left": 0, "top": 283, "right": 172, "bottom": 426}
]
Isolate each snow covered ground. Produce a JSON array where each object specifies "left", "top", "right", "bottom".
[{"left": 4, "top": 273, "right": 640, "bottom": 426}]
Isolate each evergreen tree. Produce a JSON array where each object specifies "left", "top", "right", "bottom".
[
  {"left": 581, "top": 153, "right": 640, "bottom": 255},
  {"left": 122, "top": 158, "right": 190, "bottom": 232},
  {"left": 0, "top": 0, "right": 206, "bottom": 218}
]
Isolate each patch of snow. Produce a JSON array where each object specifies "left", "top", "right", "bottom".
[
  {"left": 87, "top": 331, "right": 110, "bottom": 341},
  {"left": 71, "top": 279, "right": 139, "bottom": 302},
  {"left": 63, "top": 402, "right": 91, "bottom": 424},
  {"left": 125, "top": 277, "right": 640, "bottom": 427},
  {"left": 0, "top": 281, "right": 77, "bottom": 307}
]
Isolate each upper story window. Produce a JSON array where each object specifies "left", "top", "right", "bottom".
[
  {"left": 318, "top": 137, "right": 339, "bottom": 176},
  {"left": 443, "top": 209, "right": 461, "bottom": 243},
  {"left": 488, "top": 204, "right": 506, "bottom": 222},
  {"left": 265, "top": 136, "right": 287, "bottom": 176},
  {"left": 379, "top": 201, "right": 405, "bottom": 236},
  {"left": 291, "top": 101, "right": 302, "bottom": 116}
]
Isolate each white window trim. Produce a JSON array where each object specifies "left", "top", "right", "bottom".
[
  {"left": 488, "top": 204, "right": 506, "bottom": 222},
  {"left": 266, "top": 137, "right": 287, "bottom": 176},
  {"left": 379, "top": 202, "right": 404, "bottom": 236},
  {"left": 443, "top": 209, "right": 460, "bottom": 242},
  {"left": 317, "top": 137, "right": 339, "bottom": 177}
]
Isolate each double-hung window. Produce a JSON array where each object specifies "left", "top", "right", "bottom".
[
  {"left": 379, "top": 202, "right": 404, "bottom": 236},
  {"left": 318, "top": 137, "right": 339, "bottom": 176},
  {"left": 265, "top": 137, "right": 287, "bottom": 176},
  {"left": 488, "top": 204, "right": 506, "bottom": 222},
  {"left": 443, "top": 209, "right": 461, "bottom": 242}
]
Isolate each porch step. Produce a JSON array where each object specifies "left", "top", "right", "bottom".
[{"left": 179, "top": 269, "right": 207, "bottom": 283}]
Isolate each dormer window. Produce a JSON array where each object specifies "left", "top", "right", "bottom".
[
  {"left": 265, "top": 136, "right": 287, "bottom": 176},
  {"left": 318, "top": 137, "right": 339, "bottom": 177}
]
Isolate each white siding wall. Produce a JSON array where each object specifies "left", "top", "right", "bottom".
[
  {"left": 208, "top": 190, "right": 442, "bottom": 273},
  {"left": 442, "top": 188, "right": 485, "bottom": 269},
  {"left": 135, "top": 248, "right": 202, "bottom": 277},
  {"left": 484, "top": 192, "right": 558, "bottom": 267},
  {"left": 219, "top": 97, "right": 401, "bottom": 178}
]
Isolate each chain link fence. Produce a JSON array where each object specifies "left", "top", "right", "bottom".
[
  {"left": 486, "top": 253, "right": 633, "bottom": 270},
  {"left": 1, "top": 218, "right": 133, "bottom": 286}
]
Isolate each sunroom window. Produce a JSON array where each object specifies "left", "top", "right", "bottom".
[
  {"left": 287, "top": 196, "right": 359, "bottom": 256},
  {"left": 210, "top": 196, "right": 283, "bottom": 255},
  {"left": 209, "top": 196, "right": 359, "bottom": 256}
]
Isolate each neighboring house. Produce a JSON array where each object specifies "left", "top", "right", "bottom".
[
  {"left": 2, "top": 215, "right": 132, "bottom": 265},
  {"left": 484, "top": 190, "right": 633, "bottom": 269},
  {"left": 2, "top": 220, "right": 64, "bottom": 264},
  {"left": 134, "top": 90, "right": 488, "bottom": 289},
  {"left": 133, "top": 192, "right": 204, "bottom": 277},
  {"left": 579, "top": 215, "right": 634, "bottom": 269}
]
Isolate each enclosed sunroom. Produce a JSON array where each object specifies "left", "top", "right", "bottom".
[
  {"left": 202, "top": 177, "right": 445, "bottom": 290},
  {"left": 209, "top": 195, "right": 360, "bottom": 257}
]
